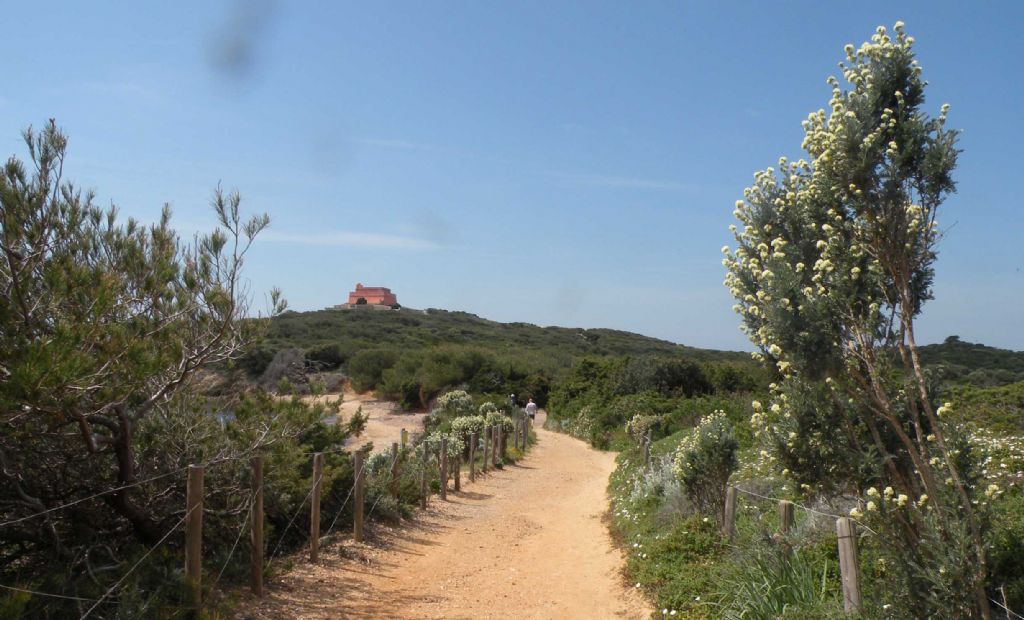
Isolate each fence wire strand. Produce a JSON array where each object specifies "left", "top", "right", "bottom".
[
  {"left": 0, "top": 583, "right": 100, "bottom": 603},
  {"left": 732, "top": 486, "right": 880, "bottom": 536},
  {"left": 79, "top": 502, "right": 201, "bottom": 619},
  {"left": 990, "top": 597, "right": 1024, "bottom": 620},
  {"left": 0, "top": 467, "right": 187, "bottom": 528},
  {"left": 266, "top": 468, "right": 324, "bottom": 567},
  {"left": 210, "top": 489, "right": 257, "bottom": 593}
]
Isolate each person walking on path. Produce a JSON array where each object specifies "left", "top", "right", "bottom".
[{"left": 525, "top": 398, "right": 538, "bottom": 425}]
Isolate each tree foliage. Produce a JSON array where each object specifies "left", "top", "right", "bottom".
[
  {"left": 722, "top": 23, "right": 992, "bottom": 616},
  {"left": 0, "top": 122, "right": 359, "bottom": 615}
]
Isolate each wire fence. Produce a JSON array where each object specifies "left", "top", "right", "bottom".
[{"left": 1, "top": 416, "right": 536, "bottom": 617}]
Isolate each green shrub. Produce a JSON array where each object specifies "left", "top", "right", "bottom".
[
  {"left": 451, "top": 415, "right": 486, "bottom": 453},
  {"left": 348, "top": 348, "right": 400, "bottom": 391},
  {"left": 485, "top": 411, "right": 515, "bottom": 435},
  {"left": 436, "top": 390, "right": 475, "bottom": 416},
  {"left": 306, "top": 342, "right": 348, "bottom": 370},
  {"left": 625, "top": 413, "right": 662, "bottom": 442},
  {"left": 672, "top": 411, "right": 738, "bottom": 519},
  {"left": 986, "top": 491, "right": 1024, "bottom": 611}
]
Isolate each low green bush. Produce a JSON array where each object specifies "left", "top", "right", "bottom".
[{"left": 672, "top": 411, "right": 738, "bottom": 520}]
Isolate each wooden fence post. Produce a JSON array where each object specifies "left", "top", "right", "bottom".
[
  {"left": 492, "top": 427, "right": 499, "bottom": 466},
  {"left": 836, "top": 517, "right": 862, "bottom": 614},
  {"left": 439, "top": 437, "right": 448, "bottom": 500},
  {"left": 469, "top": 432, "right": 477, "bottom": 482},
  {"left": 722, "top": 486, "right": 737, "bottom": 541},
  {"left": 643, "top": 435, "right": 651, "bottom": 472},
  {"left": 420, "top": 443, "right": 428, "bottom": 509},
  {"left": 250, "top": 456, "right": 264, "bottom": 597},
  {"left": 454, "top": 455, "right": 461, "bottom": 492},
  {"left": 482, "top": 427, "right": 490, "bottom": 473},
  {"left": 354, "top": 452, "right": 365, "bottom": 542},
  {"left": 310, "top": 452, "right": 323, "bottom": 561},
  {"left": 390, "top": 442, "right": 400, "bottom": 500},
  {"left": 401, "top": 428, "right": 408, "bottom": 449},
  {"left": 185, "top": 464, "right": 204, "bottom": 611},
  {"left": 779, "top": 500, "right": 794, "bottom": 535}
]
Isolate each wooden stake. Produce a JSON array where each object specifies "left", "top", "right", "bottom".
[
  {"left": 390, "top": 442, "right": 400, "bottom": 500},
  {"left": 185, "top": 465, "right": 204, "bottom": 611},
  {"left": 310, "top": 453, "right": 323, "bottom": 561},
  {"left": 469, "top": 432, "right": 477, "bottom": 482},
  {"left": 722, "top": 486, "right": 737, "bottom": 541},
  {"left": 419, "top": 443, "right": 428, "bottom": 509},
  {"left": 482, "top": 427, "right": 490, "bottom": 473},
  {"left": 250, "top": 456, "right": 264, "bottom": 597},
  {"left": 836, "top": 517, "right": 862, "bottom": 614},
  {"left": 440, "top": 437, "right": 448, "bottom": 500},
  {"left": 779, "top": 500, "right": 794, "bottom": 535},
  {"left": 354, "top": 452, "right": 365, "bottom": 542},
  {"left": 454, "top": 455, "right": 461, "bottom": 492},
  {"left": 401, "top": 428, "right": 408, "bottom": 449}
]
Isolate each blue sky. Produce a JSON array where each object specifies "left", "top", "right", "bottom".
[{"left": 2, "top": 1, "right": 1022, "bottom": 350}]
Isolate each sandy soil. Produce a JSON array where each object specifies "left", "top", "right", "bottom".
[
  {"left": 240, "top": 411, "right": 650, "bottom": 619},
  {"left": 300, "top": 389, "right": 429, "bottom": 453}
]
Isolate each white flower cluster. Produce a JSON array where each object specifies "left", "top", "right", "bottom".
[
  {"left": 721, "top": 20, "right": 949, "bottom": 374},
  {"left": 671, "top": 410, "right": 732, "bottom": 478},
  {"left": 625, "top": 413, "right": 662, "bottom": 440},
  {"left": 969, "top": 427, "right": 1024, "bottom": 492}
]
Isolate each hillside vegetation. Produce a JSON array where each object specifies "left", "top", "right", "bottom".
[
  {"left": 255, "top": 307, "right": 749, "bottom": 364},
  {"left": 238, "top": 306, "right": 758, "bottom": 410},
  {"left": 919, "top": 336, "right": 1024, "bottom": 387}
]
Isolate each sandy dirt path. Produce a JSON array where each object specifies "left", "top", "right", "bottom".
[
  {"left": 243, "top": 411, "right": 650, "bottom": 619},
  {"left": 298, "top": 389, "right": 429, "bottom": 454}
]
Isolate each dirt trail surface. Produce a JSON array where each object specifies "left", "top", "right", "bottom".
[
  {"left": 299, "top": 389, "right": 428, "bottom": 452},
  {"left": 243, "top": 411, "right": 650, "bottom": 619}
]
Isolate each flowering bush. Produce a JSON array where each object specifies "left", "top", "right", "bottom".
[
  {"left": 478, "top": 401, "right": 499, "bottom": 416},
  {"left": 721, "top": 21, "right": 994, "bottom": 615},
  {"left": 558, "top": 406, "right": 597, "bottom": 443},
  {"left": 672, "top": 411, "right": 738, "bottom": 519},
  {"left": 426, "top": 430, "right": 465, "bottom": 465},
  {"left": 484, "top": 411, "right": 515, "bottom": 434},
  {"left": 435, "top": 390, "right": 475, "bottom": 416},
  {"left": 450, "top": 415, "right": 486, "bottom": 448},
  {"left": 626, "top": 413, "right": 662, "bottom": 442}
]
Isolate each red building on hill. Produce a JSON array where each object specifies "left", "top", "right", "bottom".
[{"left": 347, "top": 283, "right": 398, "bottom": 306}]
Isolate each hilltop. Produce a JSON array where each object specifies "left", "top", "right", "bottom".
[
  {"left": 918, "top": 335, "right": 1024, "bottom": 387},
  {"left": 237, "top": 306, "right": 761, "bottom": 409},
  {"left": 247, "top": 306, "right": 751, "bottom": 370}
]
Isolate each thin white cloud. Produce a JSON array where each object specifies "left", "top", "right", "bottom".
[
  {"left": 261, "top": 230, "right": 440, "bottom": 250},
  {"left": 548, "top": 171, "right": 691, "bottom": 191}
]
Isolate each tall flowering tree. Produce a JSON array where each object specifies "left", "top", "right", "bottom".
[{"left": 723, "top": 23, "right": 990, "bottom": 616}]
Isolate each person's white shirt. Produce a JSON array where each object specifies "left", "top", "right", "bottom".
[{"left": 525, "top": 401, "right": 537, "bottom": 416}]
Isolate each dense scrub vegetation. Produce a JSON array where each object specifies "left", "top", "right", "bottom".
[
  {"left": 0, "top": 124, "right": 433, "bottom": 618},
  {"left": 235, "top": 302, "right": 754, "bottom": 412},
  {"left": 545, "top": 355, "right": 768, "bottom": 450},
  {"left": 561, "top": 23, "right": 1024, "bottom": 619},
  {"left": 919, "top": 336, "right": 1024, "bottom": 387}
]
